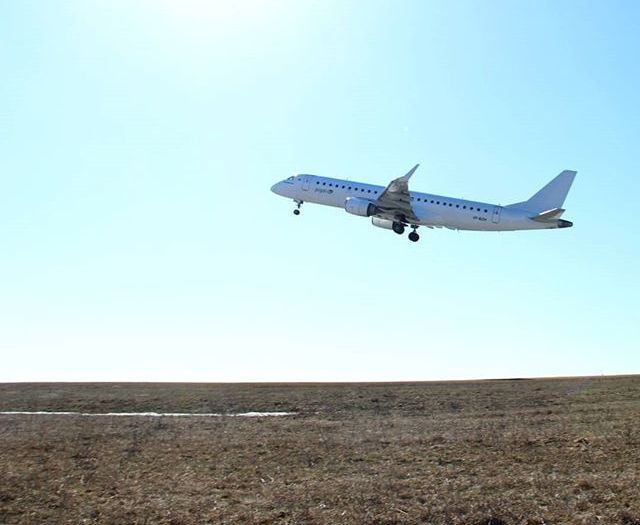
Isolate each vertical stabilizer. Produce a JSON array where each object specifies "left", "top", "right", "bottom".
[{"left": 508, "top": 170, "right": 577, "bottom": 213}]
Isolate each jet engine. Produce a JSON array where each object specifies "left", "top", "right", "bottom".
[
  {"left": 344, "top": 197, "right": 377, "bottom": 217},
  {"left": 371, "top": 217, "right": 395, "bottom": 230}
]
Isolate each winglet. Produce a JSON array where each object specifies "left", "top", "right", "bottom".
[{"left": 400, "top": 164, "right": 420, "bottom": 181}]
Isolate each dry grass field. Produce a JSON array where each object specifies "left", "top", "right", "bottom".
[{"left": 1, "top": 376, "right": 639, "bottom": 525}]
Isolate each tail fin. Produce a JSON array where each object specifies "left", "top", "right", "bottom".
[{"left": 508, "top": 170, "right": 577, "bottom": 213}]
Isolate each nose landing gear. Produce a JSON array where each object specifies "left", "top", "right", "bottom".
[{"left": 293, "top": 200, "right": 303, "bottom": 215}]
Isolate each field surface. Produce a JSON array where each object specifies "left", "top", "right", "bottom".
[{"left": 1, "top": 376, "right": 639, "bottom": 525}]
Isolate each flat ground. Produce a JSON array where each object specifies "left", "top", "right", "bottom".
[{"left": 1, "top": 377, "right": 639, "bottom": 525}]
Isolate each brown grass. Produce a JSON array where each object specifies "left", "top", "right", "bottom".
[{"left": 1, "top": 376, "right": 639, "bottom": 524}]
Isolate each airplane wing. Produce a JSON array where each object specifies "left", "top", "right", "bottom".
[{"left": 374, "top": 164, "right": 420, "bottom": 223}]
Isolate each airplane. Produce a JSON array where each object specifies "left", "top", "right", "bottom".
[{"left": 270, "top": 165, "right": 576, "bottom": 242}]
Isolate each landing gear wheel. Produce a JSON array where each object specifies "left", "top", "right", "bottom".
[
  {"left": 392, "top": 222, "right": 405, "bottom": 235},
  {"left": 293, "top": 209, "right": 300, "bottom": 215},
  {"left": 408, "top": 231, "right": 420, "bottom": 242},
  {"left": 293, "top": 200, "right": 303, "bottom": 215}
]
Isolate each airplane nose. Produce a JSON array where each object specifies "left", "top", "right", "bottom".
[{"left": 271, "top": 182, "right": 284, "bottom": 196}]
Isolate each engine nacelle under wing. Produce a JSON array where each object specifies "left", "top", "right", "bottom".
[
  {"left": 344, "top": 197, "right": 377, "bottom": 217},
  {"left": 371, "top": 217, "right": 395, "bottom": 230}
]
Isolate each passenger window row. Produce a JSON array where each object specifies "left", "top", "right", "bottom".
[
  {"left": 317, "top": 181, "right": 378, "bottom": 195},
  {"left": 315, "top": 180, "right": 488, "bottom": 213},
  {"left": 412, "top": 196, "right": 488, "bottom": 213}
]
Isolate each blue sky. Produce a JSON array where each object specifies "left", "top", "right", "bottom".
[{"left": 1, "top": 0, "right": 638, "bottom": 381}]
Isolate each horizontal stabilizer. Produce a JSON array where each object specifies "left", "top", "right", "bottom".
[{"left": 531, "top": 208, "right": 565, "bottom": 222}]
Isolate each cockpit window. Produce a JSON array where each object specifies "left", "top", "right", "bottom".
[{"left": 287, "top": 176, "right": 295, "bottom": 181}]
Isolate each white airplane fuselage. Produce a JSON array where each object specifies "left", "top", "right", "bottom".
[{"left": 271, "top": 173, "right": 574, "bottom": 233}]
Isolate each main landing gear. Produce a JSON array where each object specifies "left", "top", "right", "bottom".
[
  {"left": 392, "top": 222, "right": 405, "bottom": 235},
  {"left": 408, "top": 225, "right": 420, "bottom": 242},
  {"left": 293, "top": 200, "right": 303, "bottom": 215},
  {"left": 393, "top": 222, "right": 420, "bottom": 242}
]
